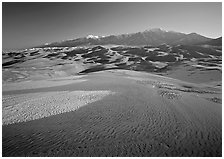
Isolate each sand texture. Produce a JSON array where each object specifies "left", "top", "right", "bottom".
[
  {"left": 3, "top": 90, "right": 114, "bottom": 125},
  {"left": 2, "top": 70, "right": 222, "bottom": 157},
  {"left": 2, "top": 75, "right": 86, "bottom": 91}
]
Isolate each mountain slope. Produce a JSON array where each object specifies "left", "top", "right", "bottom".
[
  {"left": 171, "top": 33, "right": 211, "bottom": 45},
  {"left": 40, "top": 28, "right": 212, "bottom": 48},
  {"left": 197, "top": 37, "right": 222, "bottom": 46}
]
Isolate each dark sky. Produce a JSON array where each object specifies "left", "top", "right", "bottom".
[{"left": 2, "top": 2, "right": 222, "bottom": 50}]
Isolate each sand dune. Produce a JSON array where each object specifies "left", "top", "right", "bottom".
[
  {"left": 3, "top": 90, "right": 114, "bottom": 125},
  {"left": 2, "top": 70, "right": 222, "bottom": 157},
  {"left": 2, "top": 76, "right": 86, "bottom": 91}
]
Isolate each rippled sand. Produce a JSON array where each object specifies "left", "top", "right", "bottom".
[
  {"left": 3, "top": 90, "right": 114, "bottom": 125},
  {"left": 2, "top": 70, "right": 222, "bottom": 157}
]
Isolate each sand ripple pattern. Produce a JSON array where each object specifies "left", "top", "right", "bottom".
[
  {"left": 158, "top": 90, "right": 181, "bottom": 99},
  {"left": 136, "top": 80, "right": 217, "bottom": 94},
  {"left": 2, "top": 74, "right": 222, "bottom": 157},
  {"left": 3, "top": 90, "right": 114, "bottom": 125}
]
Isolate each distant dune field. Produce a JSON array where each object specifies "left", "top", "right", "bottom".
[{"left": 2, "top": 70, "right": 221, "bottom": 157}]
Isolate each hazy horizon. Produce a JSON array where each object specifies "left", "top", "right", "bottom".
[{"left": 3, "top": 2, "right": 222, "bottom": 51}]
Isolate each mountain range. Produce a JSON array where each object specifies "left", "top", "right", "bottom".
[{"left": 40, "top": 28, "right": 221, "bottom": 48}]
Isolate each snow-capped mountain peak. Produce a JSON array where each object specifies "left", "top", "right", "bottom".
[
  {"left": 86, "top": 34, "right": 100, "bottom": 39},
  {"left": 144, "top": 28, "right": 167, "bottom": 33}
]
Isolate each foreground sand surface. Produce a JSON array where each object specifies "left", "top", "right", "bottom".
[{"left": 2, "top": 70, "right": 222, "bottom": 156}]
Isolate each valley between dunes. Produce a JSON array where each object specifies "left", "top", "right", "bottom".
[{"left": 2, "top": 69, "right": 222, "bottom": 157}]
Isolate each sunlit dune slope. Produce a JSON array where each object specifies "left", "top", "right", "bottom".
[{"left": 2, "top": 70, "right": 222, "bottom": 157}]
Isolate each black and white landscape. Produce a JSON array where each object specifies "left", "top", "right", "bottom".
[{"left": 2, "top": 2, "right": 222, "bottom": 157}]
